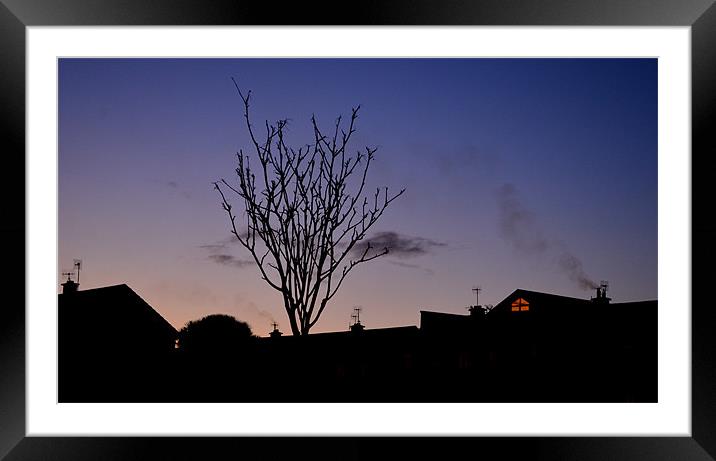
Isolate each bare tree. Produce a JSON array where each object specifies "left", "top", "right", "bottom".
[{"left": 214, "top": 80, "right": 404, "bottom": 336}]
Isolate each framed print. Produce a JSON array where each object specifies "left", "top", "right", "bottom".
[{"left": 2, "top": 0, "right": 715, "bottom": 459}]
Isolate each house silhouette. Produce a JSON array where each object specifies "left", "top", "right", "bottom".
[
  {"left": 58, "top": 281, "right": 656, "bottom": 403},
  {"left": 419, "top": 288, "right": 657, "bottom": 402},
  {"left": 58, "top": 283, "right": 177, "bottom": 402}
]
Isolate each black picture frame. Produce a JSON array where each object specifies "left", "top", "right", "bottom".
[{"left": 1, "top": 1, "right": 714, "bottom": 459}]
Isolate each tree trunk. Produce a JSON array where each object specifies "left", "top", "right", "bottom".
[{"left": 285, "top": 298, "right": 301, "bottom": 336}]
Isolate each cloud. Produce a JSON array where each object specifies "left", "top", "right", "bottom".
[
  {"left": 164, "top": 180, "right": 192, "bottom": 199},
  {"left": 200, "top": 241, "right": 253, "bottom": 269},
  {"left": 212, "top": 233, "right": 249, "bottom": 246},
  {"left": 199, "top": 244, "right": 227, "bottom": 251},
  {"left": 199, "top": 233, "right": 249, "bottom": 253},
  {"left": 203, "top": 230, "right": 445, "bottom": 270},
  {"left": 496, "top": 183, "right": 598, "bottom": 291},
  {"left": 351, "top": 231, "right": 446, "bottom": 259},
  {"left": 207, "top": 254, "right": 254, "bottom": 268},
  {"left": 388, "top": 260, "right": 435, "bottom": 276}
]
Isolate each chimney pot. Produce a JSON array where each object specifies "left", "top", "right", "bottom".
[
  {"left": 269, "top": 322, "right": 283, "bottom": 338},
  {"left": 61, "top": 280, "right": 79, "bottom": 294},
  {"left": 591, "top": 282, "right": 611, "bottom": 304}
]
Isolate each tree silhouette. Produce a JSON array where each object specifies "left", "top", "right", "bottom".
[{"left": 215, "top": 80, "right": 404, "bottom": 336}]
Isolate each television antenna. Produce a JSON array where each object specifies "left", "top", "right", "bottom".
[
  {"left": 61, "top": 271, "right": 74, "bottom": 282},
  {"left": 472, "top": 286, "right": 482, "bottom": 306},
  {"left": 350, "top": 306, "right": 362, "bottom": 326},
  {"left": 73, "top": 259, "right": 83, "bottom": 284}
]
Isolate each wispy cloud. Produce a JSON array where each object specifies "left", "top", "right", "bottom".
[
  {"left": 164, "top": 180, "right": 192, "bottom": 199},
  {"left": 199, "top": 244, "right": 227, "bottom": 252},
  {"left": 200, "top": 241, "right": 252, "bottom": 269},
  {"left": 351, "top": 231, "right": 446, "bottom": 259},
  {"left": 203, "top": 230, "right": 444, "bottom": 269},
  {"left": 388, "top": 260, "right": 434, "bottom": 276},
  {"left": 207, "top": 253, "right": 254, "bottom": 268}
]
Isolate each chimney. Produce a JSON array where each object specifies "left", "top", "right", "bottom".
[
  {"left": 61, "top": 279, "right": 79, "bottom": 294},
  {"left": 591, "top": 281, "right": 611, "bottom": 304},
  {"left": 61, "top": 261, "right": 82, "bottom": 294},
  {"left": 269, "top": 322, "right": 283, "bottom": 338},
  {"left": 349, "top": 306, "right": 364, "bottom": 334}
]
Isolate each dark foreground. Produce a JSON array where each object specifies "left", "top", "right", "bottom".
[{"left": 58, "top": 284, "right": 656, "bottom": 403}]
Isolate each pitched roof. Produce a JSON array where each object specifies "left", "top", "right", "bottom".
[
  {"left": 59, "top": 284, "right": 177, "bottom": 339},
  {"left": 508, "top": 288, "right": 590, "bottom": 304},
  {"left": 488, "top": 288, "right": 658, "bottom": 317},
  {"left": 488, "top": 288, "right": 592, "bottom": 316}
]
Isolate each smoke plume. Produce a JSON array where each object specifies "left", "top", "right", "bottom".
[
  {"left": 496, "top": 183, "right": 598, "bottom": 290},
  {"left": 245, "top": 302, "right": 276, "bottom": 324}
]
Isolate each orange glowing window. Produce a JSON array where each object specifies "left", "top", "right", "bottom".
[{"left": 511, "top": 298, "right": 529, "bottom": 312}]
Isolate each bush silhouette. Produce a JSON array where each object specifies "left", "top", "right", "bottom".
[
  {"left": 175, "top": 314, "right": 257, "bottom": 399},
  {"left": 177, "top": 314, "right": 255, "bottom": 356}
]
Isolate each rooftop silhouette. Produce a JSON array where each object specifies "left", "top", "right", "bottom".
[{"left": 58, "top": 282, "right": 656, "bottom": 403}]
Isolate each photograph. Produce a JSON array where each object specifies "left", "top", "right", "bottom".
[
  {"left": 1, "top": 0, "right": 713, "bottom": 456},
  {"left": 57, "top": 57, "right": 657, "bottom": 403}
]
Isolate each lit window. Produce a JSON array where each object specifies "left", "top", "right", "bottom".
[{"left": 511, "top": 298, "right": 529, "bottom": 312}]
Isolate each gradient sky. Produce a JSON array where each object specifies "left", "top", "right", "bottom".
[{"left": 58, "top": 58, "right": 657, "bottom": 335}]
